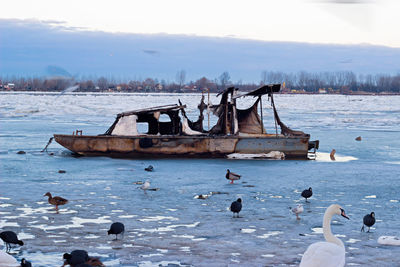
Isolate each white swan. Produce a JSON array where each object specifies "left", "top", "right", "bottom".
[
  {"left": 0, "top": 251, "right": 18, "bottom": 267},
  {"left": 300, "top": 204, "right": 349, "bottom": 267}
]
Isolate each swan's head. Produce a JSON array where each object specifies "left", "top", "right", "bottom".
[{"left": 330, "top": 204, "right": 349, "bottom": 219}]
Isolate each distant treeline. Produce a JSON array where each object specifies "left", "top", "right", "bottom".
[{"left": 1, "top": 70, "right": 400, "bottom": 93}]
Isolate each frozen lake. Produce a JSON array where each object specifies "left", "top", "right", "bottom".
[{"left": 1, "top": 92, "right": 400, "bottom": 266}]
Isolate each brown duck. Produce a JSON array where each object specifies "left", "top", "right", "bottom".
[
  {"left": 226, "top": 169, "right": 241, "bottom": 184},
  {"left": 44, "top": 192, "right": 68, "bottom": 212}
]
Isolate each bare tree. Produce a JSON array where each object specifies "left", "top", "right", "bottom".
[
  {"left": 176, "top": 70, "right": 186, "bottom": 89},
  {"left": 261, "top": 71, "right": 268, "bottom": 85},
  {"left": 219, "top": 71, "right": 231, "bottom": 90}
]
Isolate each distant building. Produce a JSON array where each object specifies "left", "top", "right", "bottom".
[{"left": 318, "top": 88, "right": 327, "bottom": 94}]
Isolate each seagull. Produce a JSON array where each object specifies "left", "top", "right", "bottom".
[
  {"left": 290, "top": 204, "right": 304, "bottom": 220},
  {"left": 140, "top": 180, "right": 150, "bottom": 193},
  {"left": 361, "top": 212, "right": 375, "bottom": 232},
  {"left": 226, "top": 169, "right": 241, "bottom": 184},
  {"left": 301, "top": 187, "right": 313, "bottom": 202},
  {"left": 0, "top": 231, "right": 24, "bottom": 252},
  {"left": 108, "top": 222, "right": 125, "bottom": 240},
  {"left": 230, "top": 198, "right": 242, "bottom": 218},
  {"left": 44, "top": 192, "right": 68, "bottom": 213}
]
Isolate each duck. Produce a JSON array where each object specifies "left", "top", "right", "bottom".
[
  {"left": 62, "top": 250, "right": 105, "bottom": 267},
  {"left": 289, "top": 204, "right": 304, "bottom": 220},
  {"left": 107, "top": 222, "right": 125, "bottom": 240},
  {"left": 44, "top": 192, "right": 68, "bottom": 212},
  {"left": 85, "top": 257, "right": 105, "bottom": 266},
  {"left": 361, "top": 212, "right": 375, "bottom": 232},
  {"left": 140, "top": 180, "right": 150, "bottom": 193},
  {"left": 21, "top": 258, "right": 32, "bottom": 267},
  {"left": 230, "top": 198, "right": 242, "bottom": 218},
  {"left": 301, "top": 187, "right": 313, "bottom": 202},
  {"left": 226, "top": 169, "right": 241, "bottom": 184},
  {"left": 0, "top": 251, "right": 17, "bottom": 267},
  {"left": 62, "top": 250, "right": 89, "bottom": 266},
  {"left": 0, "top": 231, "right": 24, "bottom": 252},
  {"left": 144, "top": 165, "right": 154, "bottom": 172},
  {"left": 299, "top": 204, "right": 349, "bottom": 267}
]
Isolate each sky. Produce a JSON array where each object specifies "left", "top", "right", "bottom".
[{"left": 1, "top": 0, "right": 400, "bottom": 48}]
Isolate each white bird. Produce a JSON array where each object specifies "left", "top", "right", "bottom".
[
  {"left": 289, "top": 204, "right": 304, "bottom": 220},
  {"left": 300, "top": 204, "right": 350, "bottom": 267},
  {"left": 0, "top": 251, "right": 18, "bottom": 267},
  {"left": 140, "top": 180, "right": 150, "bottom": 193}
]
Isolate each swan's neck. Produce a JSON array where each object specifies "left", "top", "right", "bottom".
[{"left": 323, "top": 209, "right": 344, "bottom": 248}]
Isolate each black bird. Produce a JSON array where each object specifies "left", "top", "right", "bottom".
[
  {"left": 63, "top": 250, "right": 89, "bottom": 266},
  {"left": 361, "top": 212, "right": 376, "bottom": 232},
  {"left": 0, "top": 231, "right": 24, "bottom": 252},
  {"left": 230, "top": 198, "right": 242, "bottom": 218},
  {"left": 21, "top": 258, "right": 32, "bottom": 267},
  {"left": 107, "top": 222, "right": 125, "bottom": 240},
  {"left": 301, "top": 187, "right": 313, "bottom": 202},
  {"left": 145, "top": 165, "right": 154, "bottom": 172}
]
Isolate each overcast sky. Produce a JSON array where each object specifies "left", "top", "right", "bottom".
[{"left": 1, "top": 0, "right": 399, "bottom": 47}]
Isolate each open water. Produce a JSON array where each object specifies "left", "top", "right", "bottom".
[{"left": 0, "top": 92, "right": 400, "bottom": 266}]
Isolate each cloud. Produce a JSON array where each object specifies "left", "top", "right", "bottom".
[{"left": 1, "top": 18, "right": 399, "bottom": 81}]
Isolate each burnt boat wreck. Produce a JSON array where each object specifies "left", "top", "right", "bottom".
[{"left": 54, "top": 84, "right": 319, "bottom": 159}]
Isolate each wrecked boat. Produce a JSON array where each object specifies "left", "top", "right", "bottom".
[{"left": 54, "top": 84, "right": 319, "bottom": 159}]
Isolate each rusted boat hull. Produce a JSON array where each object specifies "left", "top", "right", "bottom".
[{"left": 54, "top": 134, "right": 311, "bottom": 159}]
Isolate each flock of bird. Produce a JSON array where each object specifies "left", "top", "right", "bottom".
[
  {"left": 0, "top": 221, "right": 125, "bottom": 266},
  {"left": 222, "top": 170, "right": 382, "bottom": 267},
  {"left": 0, "top": 165, "right": 391, "bottom": 267}
]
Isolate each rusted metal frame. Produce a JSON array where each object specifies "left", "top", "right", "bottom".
[
  {"left": 233, "top": 84, "right": 281, "bottom": 99},
  {"left": 230, "top": 89, "right": 235, "bottom": 134},
  {"left": 270, "top": 93, "right": 279, "bottom": 138},
  {"left": 117, "top": 104, "right": 186, "bottom": 117},
  {"left": 259, "top": 95, "right": 264, "bottom": 134},
  {"left": 207, "top": 89, "right": 210, "bottom": 131},
  {"left": 103, "top": 116, "right": 121, "bottom": 135}
]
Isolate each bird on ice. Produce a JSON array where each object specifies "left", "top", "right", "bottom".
[
  {"left": 301, "top": 187, "right": 313, "bottom": 202},
  {"left": 108, "top": 222, "right": 125, "bottom": 240},
  {"left": 226, "top": 169, "right": 241, "bottom": 184},
  {"left": 0, "top": 231, "right": 24, "bottom": 252},
  {"left": 44, "top": 192, "right": 68, "bottom": 212},
  {"left": 140, "top": 180, "right": 150, "bottom": 193},
  {"left": 230, "top": 198, "right": 242, "bottom": 218},
  {"left": 289, "top": 204, "right": 304, "bottom": 220},
  {"left": 361, "top": 212, "right": 375, "bottom": 232}
]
